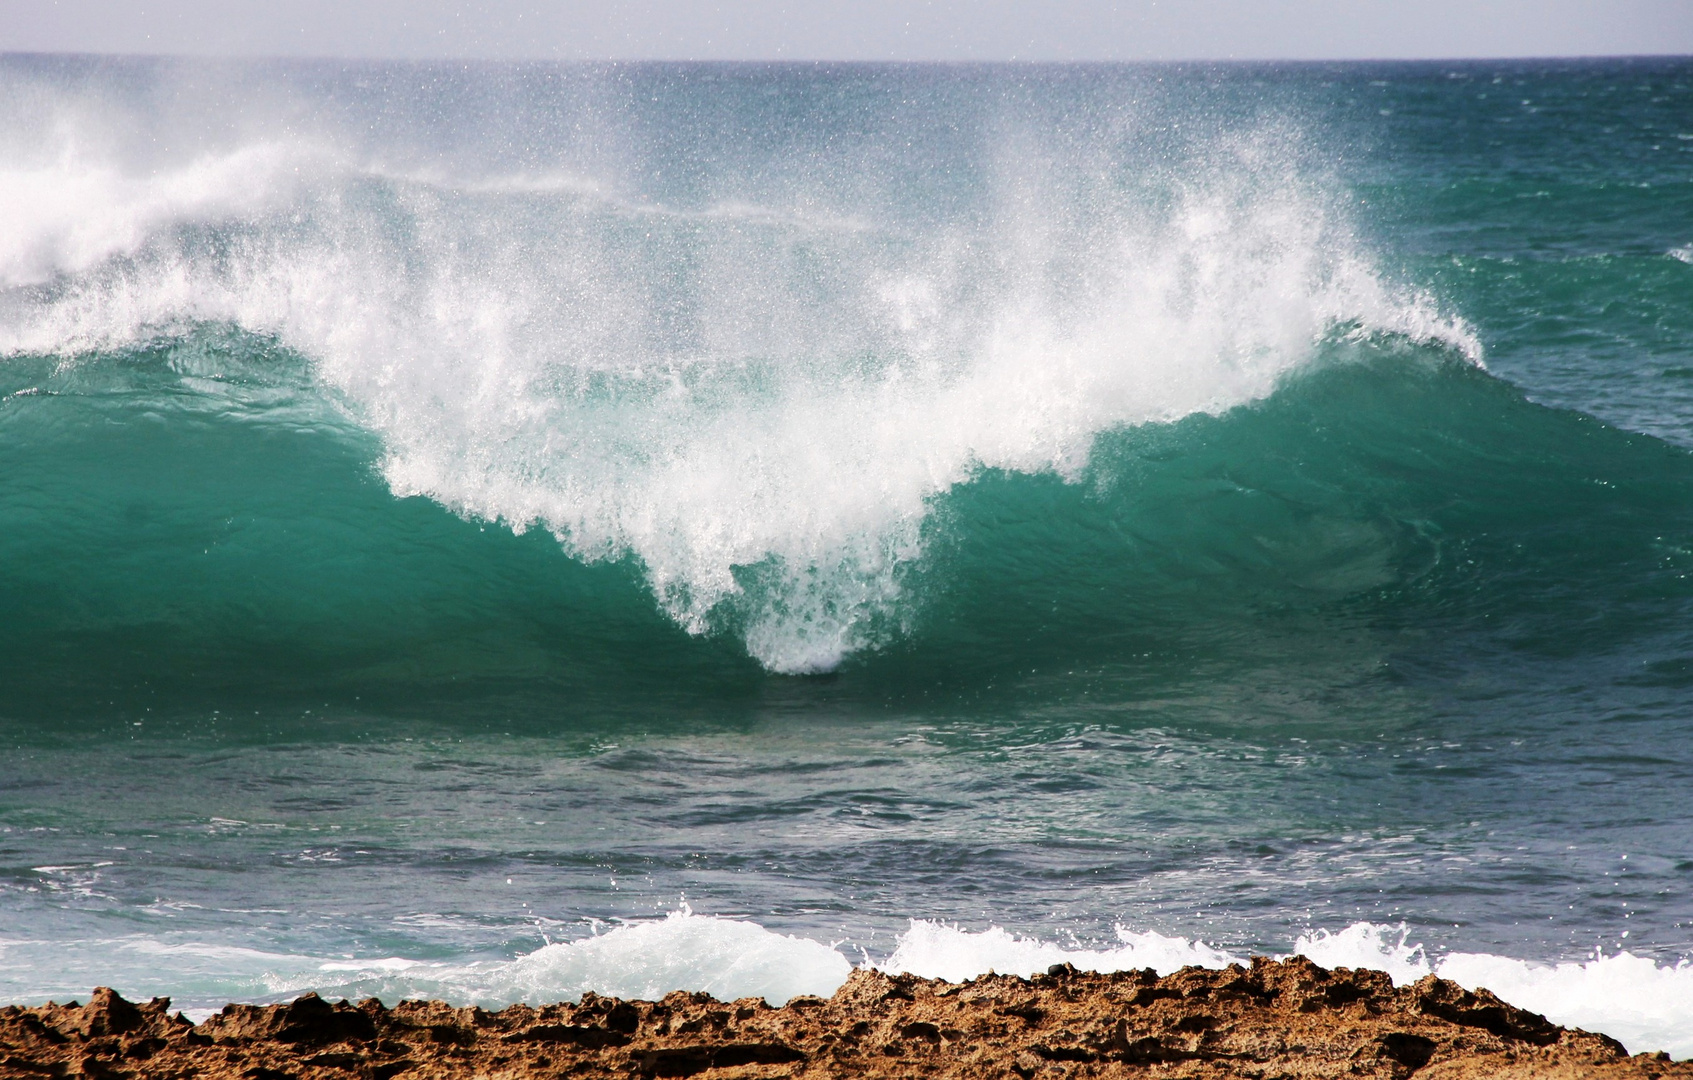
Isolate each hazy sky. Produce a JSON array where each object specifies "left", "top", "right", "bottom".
[{"left": 1, "top": 0, "right": 1689, "bottom": 62}]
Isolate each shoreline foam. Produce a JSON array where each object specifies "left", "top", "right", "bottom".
[{"left": 2, "top": 957, "right": 1685, "bottom": 1079}]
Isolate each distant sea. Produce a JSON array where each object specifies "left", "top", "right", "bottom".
[{"left": 2, "top": 55, "right": 1691, "bottom": 1056}]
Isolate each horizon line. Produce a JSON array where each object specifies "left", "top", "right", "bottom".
[{"left": 4, "top": 49, "right": 1691, "bottom": 66}]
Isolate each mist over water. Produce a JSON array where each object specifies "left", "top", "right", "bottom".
[
  {"left": 3, "top": 57, "right": 1693, "bottom": 1055},
  {"left": 0, "top": 59, "right": 1476, "bottom": 672}
]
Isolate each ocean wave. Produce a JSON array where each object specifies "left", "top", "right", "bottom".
[
  {"left": 3, "top": 336, "right": 1691, "bottom": 715},
  {"left": 0, "top": 61, "right": 1477, "bottom": 674},
  {"left": 262, "top": 907, "right": 853, "bottom": 1011}
]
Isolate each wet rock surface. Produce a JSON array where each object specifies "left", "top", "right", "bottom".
[{"left": 0, "top": 958, "right": 1685, "bottom": 1079}]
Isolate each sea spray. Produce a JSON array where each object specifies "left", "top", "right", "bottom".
[
  {"left": 265, "top": 908, "right": 853, "bottom": 1009},
  {"left": 1296, "top": 923, "right": 1693, "bottom": 1060},
  {"left": 32, "top": 914, "right": 1689, "bottom": 1056},
  {"left": 876, "top": 919, "right": 1237, "bottom": 982},
  {"left": 0, "top": 59, "right": 1476, "bottom": 672}
]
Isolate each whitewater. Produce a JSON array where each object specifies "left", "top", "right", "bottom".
[
  {"left": 6, "top": 912, "right": 1690, "bottom": 1058},
  {"left": 3, "top": 56, "right": 1693, "bottom": 1058},
  {"left": 0, "top": 57, "right": 1480, "bottom": 673}
]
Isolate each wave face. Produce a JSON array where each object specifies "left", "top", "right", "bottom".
[
  {"left": 5, "top": 326, "right": 1692, "bottom": 713},
  {"left": 3, "top": 57, "right": 1693, "bottom": 1058},
  {"left": 0, "top": 57, "right": 1472, "bottom": 674}
]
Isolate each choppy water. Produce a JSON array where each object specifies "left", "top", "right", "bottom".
[{"left": 2, "top": 56, "right": 1692, "bottom": 1056}]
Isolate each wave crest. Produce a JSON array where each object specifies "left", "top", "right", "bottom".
[{"left": 0, "top": 65, "right": 1479, "bottom": 671}]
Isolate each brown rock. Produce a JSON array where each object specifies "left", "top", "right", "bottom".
[{"left": 0, "top": 958, "right": 1685, "bottom": 1080}]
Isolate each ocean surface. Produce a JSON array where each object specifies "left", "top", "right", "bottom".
[{"left": 3, "top": 55, "right": 1693, "bottom": 1056}]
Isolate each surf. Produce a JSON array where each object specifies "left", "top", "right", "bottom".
[
  {"left": 10, "top": 911, "right": 1690, "bottom": 1056},
  {"left": 0, "top": 58, "right": 1492, "bottom": 676}
]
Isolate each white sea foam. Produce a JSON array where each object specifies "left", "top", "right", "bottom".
[
  {"left": 0, "top": 72, "right": 1481, "bottom": 673},
  {"left": 259, "top": 908, "right": 852, "bottom": 1008},
  {"left": 877, "top": 919, "right": 1237, "bottom": 982},
  {"left": 398, "top": 908, "right": 852, "bottom": 1007},
  {"left": 5, "top": 915, "right": 1690, "bottom": 1056},
  {"left": 1296, "top": 922, "right": 1693, "bottom": 1060},
  {"left": 0, "top": 140, "right": 326, "bottom": 289},
  {"left": 885, "top": 919, "right": 1693, "bottom": 1057}
]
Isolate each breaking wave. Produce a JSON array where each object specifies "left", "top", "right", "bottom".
[
  {"left": 9, "top": 912, "right": 1688, "bottom": 1057},
  {"left": 0, "top": 58, "right": 1476, "bottom": 673}
]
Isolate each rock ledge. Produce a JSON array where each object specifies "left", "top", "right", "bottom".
[{"left": 2, "top": 957, "right": 1686, "bottom": 1079}]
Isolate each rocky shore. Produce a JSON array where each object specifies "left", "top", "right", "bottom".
[{"left": 1, "top": 957, "right": 1685, "bottom": 1079}]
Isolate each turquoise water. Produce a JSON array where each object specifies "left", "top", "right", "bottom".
[{"left": 2, "top": 57, "right": 1692, "bottom": 1053}]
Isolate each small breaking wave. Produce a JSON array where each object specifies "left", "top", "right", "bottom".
[{"left": 7, "top": 912, "right": 1689, "bottom": 1057}]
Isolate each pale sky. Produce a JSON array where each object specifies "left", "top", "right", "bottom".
[{"left": 0, "top": 0, "right": 1689, "bottom": 62}]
